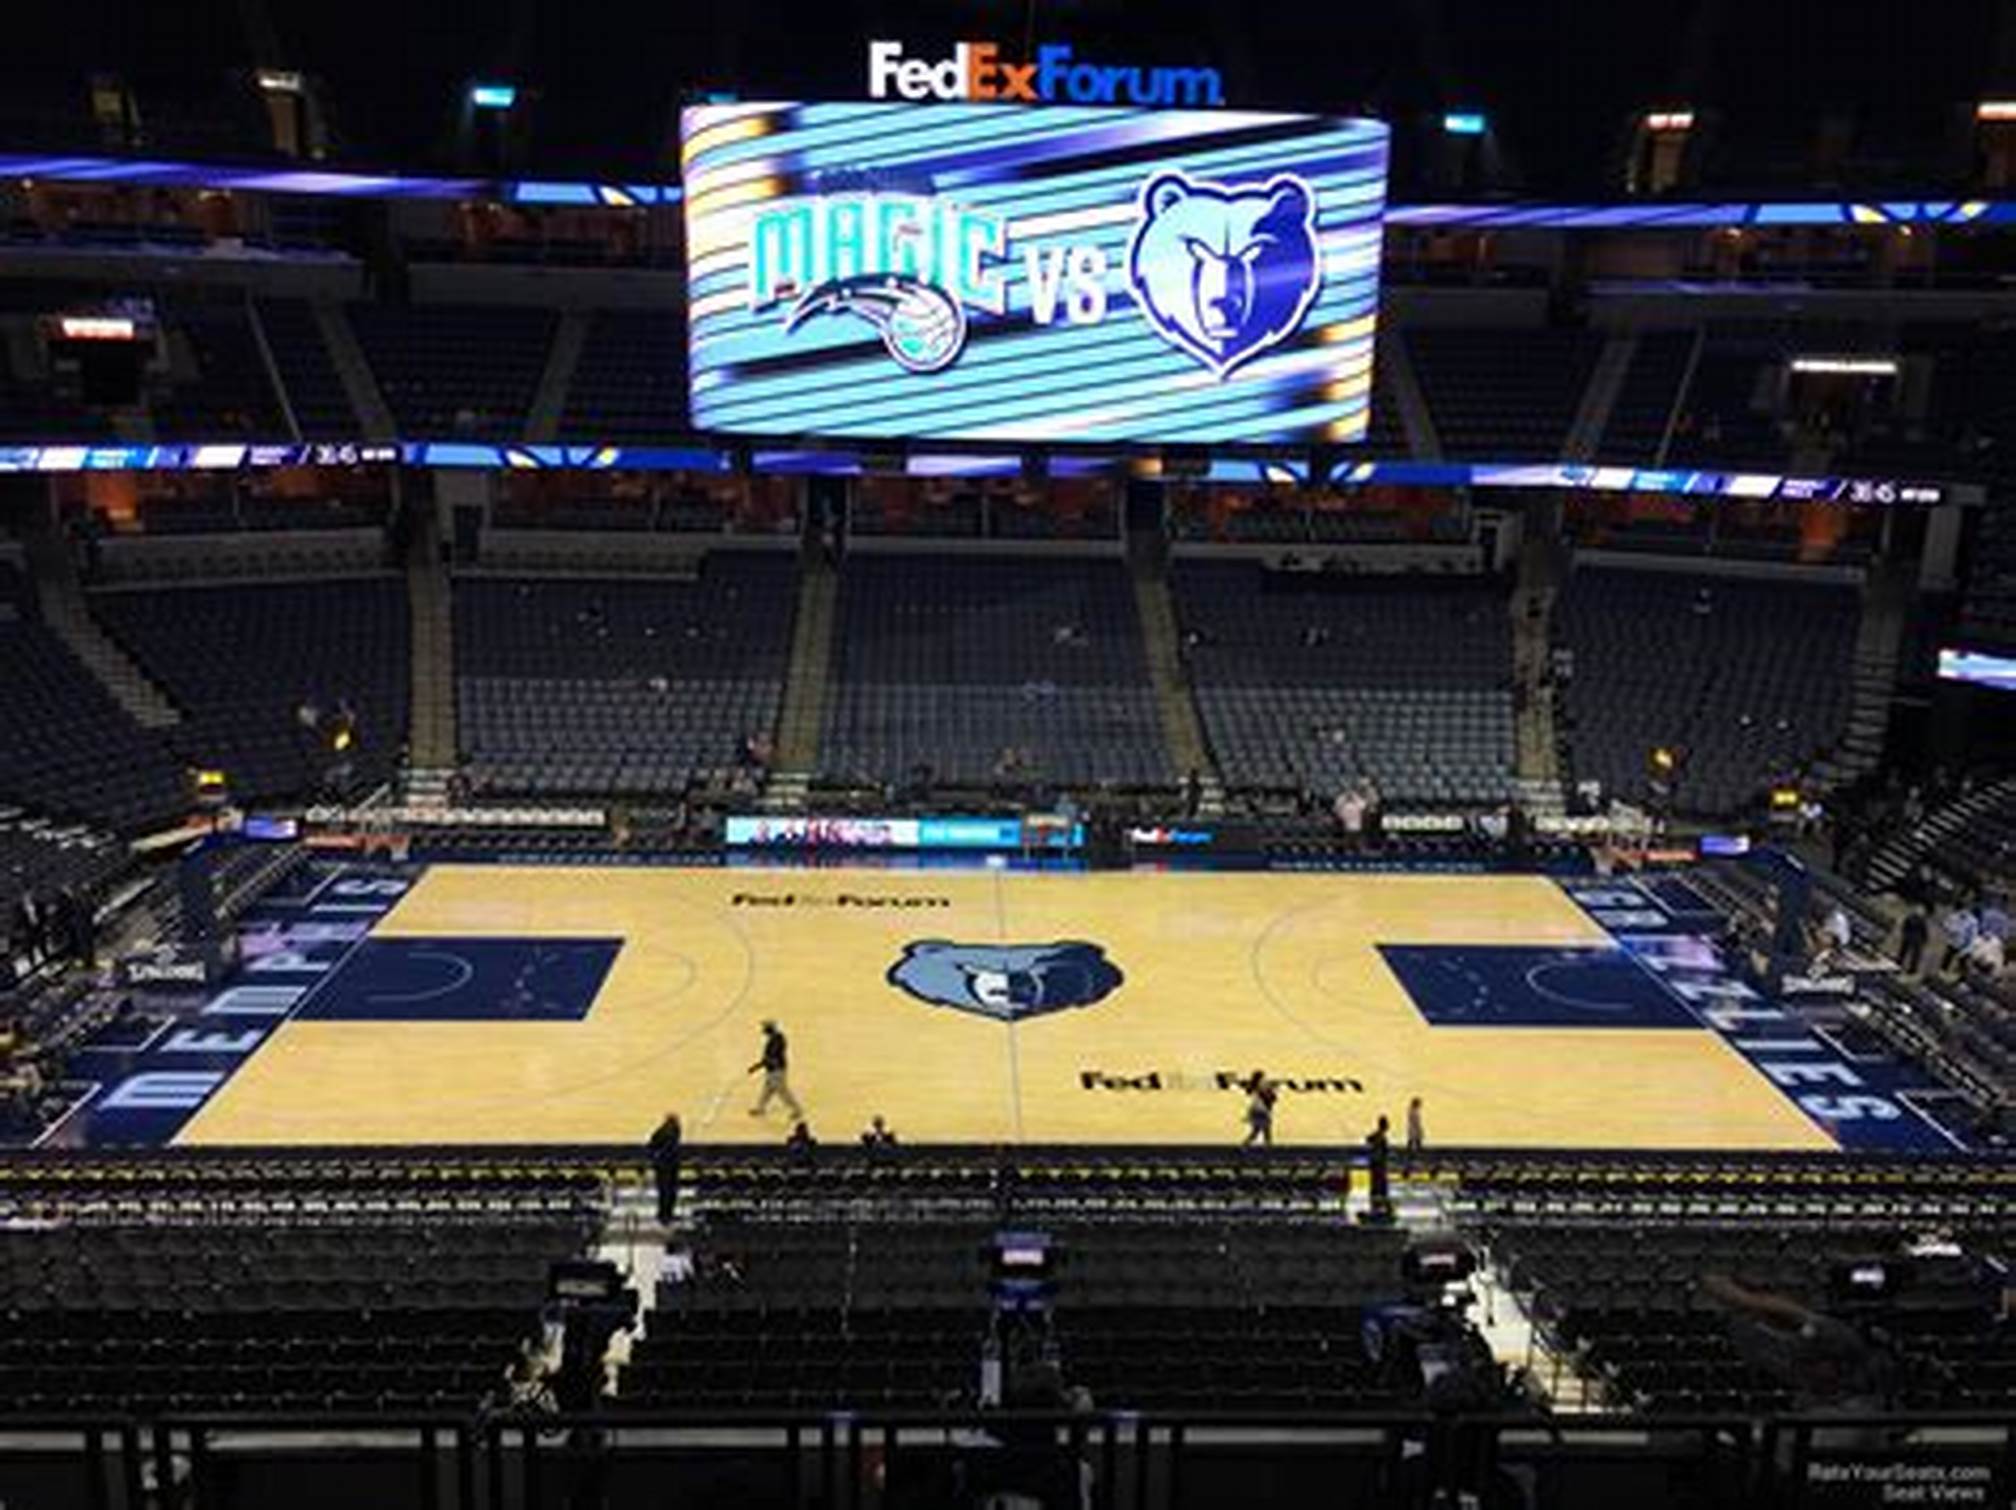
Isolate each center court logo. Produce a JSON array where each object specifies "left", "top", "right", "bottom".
[{"left": 888, "top": 940, "right": 1123, "bottom": 1022}]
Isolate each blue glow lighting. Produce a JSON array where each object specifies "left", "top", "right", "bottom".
[
  {"left": 469, "top": 83, "right": 518, "bottom": 110},
  {"left": 1938, "top": 648, "right": 2016, "bottom": 693},
  {"left": 0, "top": 440, "right": 1961, "bottom": 507},
  {"left": 1442, "top": 112, "right": 1488, "bottom": 136},
  {"left": 2, "top": 151, "right": 2011, "bottom": 226}
]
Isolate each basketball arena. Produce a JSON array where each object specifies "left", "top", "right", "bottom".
[{"left": 1, "top": 4, "right": 2014, "bottom": 1507}]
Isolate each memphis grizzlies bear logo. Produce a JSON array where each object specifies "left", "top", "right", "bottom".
[
  {"left": 887, "top": 940, "right": 1124, "bottom": 1022},
  {"left": 1127, "top": 171, "right": 1322, "bottom": 378}
]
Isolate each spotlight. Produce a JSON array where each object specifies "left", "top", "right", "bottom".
[
  {"left": 1442, "top": 112, "right": 1487, "bottom": 137},
  {"left": 469, "top": 83, "right": 518, "bottom": 110}
]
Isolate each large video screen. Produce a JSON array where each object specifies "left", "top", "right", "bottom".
[{"left": 682, "top": 104, "right": 1388, "bottom": 444}]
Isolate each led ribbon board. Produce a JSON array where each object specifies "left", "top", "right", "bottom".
[
  {"left": 682, "top": 104, "right": 1389, "bottom": 444},
  {"left": 1937, "top": 648, "right": 2016, "bottom": 692}
]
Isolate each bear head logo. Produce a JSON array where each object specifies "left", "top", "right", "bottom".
[
  {"left": 1127, "top": 170, "right": 1322, "bottom": 378},
  {"left": 886, "top": 940, "right": 1124, "bottom": 1022}
]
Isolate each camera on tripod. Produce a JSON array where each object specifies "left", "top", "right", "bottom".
[{"left": 1363, "top": 1237, "right": 1508, "bottom": 1414}]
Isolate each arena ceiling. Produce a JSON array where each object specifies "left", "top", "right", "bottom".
[{"left": 5, "top": 0, "right": 2013, "bottom": 193}]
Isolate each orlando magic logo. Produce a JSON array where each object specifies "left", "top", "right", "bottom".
[
  {"left": 887, "top": 940, "right": 1123, "bottom": 1022},
  {"left": 1127, "top": 170, "right": 1322, "bottom": 378},
  {"left": 786, "top": 276, "right": 967, "bottom": 373},
  {"left": 749, "top": 192, "right": 1006, "bottom": 375}
]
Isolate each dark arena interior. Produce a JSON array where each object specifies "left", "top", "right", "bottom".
[{"left": 5, "top": 1, "right": 2016, "bottom": 1505}]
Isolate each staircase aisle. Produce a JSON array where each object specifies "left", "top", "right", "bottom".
[
  {"left": 1564, "top": 331, "right": 1637, "bottom": 462},
  {"left": 1127, "top": 528, "right": 1218, "bottom": 801},
  {"left": 1865, "top": 773, "right": 2016, "bottom": 893},
  {"left": 23, "top": 519, "right": 181, "bottom": 730},
  {"left": 1510, "top": 534, "right": 1565, "bottom": 796},
  {"left": 314, "top": 302, "right": 397, "bottom": 442},
  {"left": 526, "top": 311, "right": 590, "bottom": 444},
  {"left": 764, "top": 551, "right": 839, "bottom": 810},
  {"left": 1813, "top": 561, "right": 1910, "bottom": 798},
  {"left": 1381, "top": 327, "right": 1442, "bottom": 460},
  {"left": 404, "top": 509, "right": 457, "bottom": 778}
]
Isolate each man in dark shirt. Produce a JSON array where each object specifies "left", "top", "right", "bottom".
[
  {"left": 10, "top": 891, "right": 40, "bottom": 968},
  {"left": 647, "top": 1112, "right": 682, "bottom": 1226},
  {"left": 1897, "top": 909, "right": 1930, "bottom": 975},
  {"left": 1366, "top": 1114, "right": 1393, "bottom": 1221},
  {"left": 785, "top": 1118, "right": 818, "bottom": 1166},
  {"left": 747, "top": 1020, "right": 804, "bottom": 1120},
  {"left": 860, "top": 1115, "right": 898, "bottom": 1149},
  {"left": 1241, "top": 1070, "right": 1277, "bottom": 1147}
]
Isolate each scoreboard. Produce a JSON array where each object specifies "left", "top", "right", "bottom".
[{"left": 682, "top": 103, "right": 1389, "bottom": 445}]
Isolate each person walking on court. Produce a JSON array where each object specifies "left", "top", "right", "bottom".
[
  {"left": 647, "top": 1112, "right": 682, "bottom": 1226},
  {"left": 1897, "top": 909, "right": 1929, "bottom": 975},
  {"left": 1240, "top": 1070, "right": 1277, "bottom": 1147},
  {"left": 747, "top": 1019, "right": 803, "bottom": 1120},
  {"left": 1406, "top": 1096, "right": 1425, "bottom": 1162}
]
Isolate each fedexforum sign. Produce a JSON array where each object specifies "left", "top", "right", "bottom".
[{"left": 867, "top": 41, "right": 1224, "bottom": 107}]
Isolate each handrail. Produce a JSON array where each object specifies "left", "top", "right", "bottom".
[{"left": 7, "top": 1409, "right": 2004, "bottom": 1510}]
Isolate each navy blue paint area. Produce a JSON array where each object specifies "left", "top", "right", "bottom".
[
  {"left": 43, "top": 866, "right": 418, "bottom": 1149},
  {"left": 251, "top": 865, "right": 348, "bottom": 907},
  {"left": 1561, "top": 875, "right": 1972, "bottom": 1155},
  {"left": 1636, "top": 876, "right": 1723, "bottom": 926},
  {"left": 1378, "top": 944, "right": 1703, "bottom": 1029},
  {"left": 293, "top": 937, "right": 621, "bottom": 1022}
]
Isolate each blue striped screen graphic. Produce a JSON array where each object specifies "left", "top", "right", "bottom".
[{"left": 682, "top": 103, "right": 1389, "bottom": 444}]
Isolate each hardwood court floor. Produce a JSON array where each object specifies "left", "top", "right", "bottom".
[{"left": 177, "top": 865, "right": 1832, "bottom": 1151}]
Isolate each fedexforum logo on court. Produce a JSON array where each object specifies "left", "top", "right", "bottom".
[
  {"left": 1082, "top": 1070, "right": 1365, "bottom": 1094},
  {"left": 730, "top": 891, "right": 951, "bottom": 909}
]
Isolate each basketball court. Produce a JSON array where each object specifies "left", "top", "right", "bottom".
[{"left": 105, "top": 861, "right": 1895, "bottom": 1152}]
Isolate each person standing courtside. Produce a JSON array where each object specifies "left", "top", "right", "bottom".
[
  {"left": 747, "top": 1020, "right": 804, "bottom": 1120},
  {"left": 1938, "top": 904, "right": 1978, "bottom": 976},
  {"left": 1897, "top": 908, "right": 1930, "bottom": 976},
  {"left": 1366, "top": 1114, "right": 1393, "bottom": 1222},
  {"left": 10, "top": 889, "right": 40, "bottom": 969},
  {"left": 1241, "top": 1070, "right": 1277, "bottom": 1147},
  {"left": 1406, "top": 1096, "right": 1425, "bottom": 1162},
  {"left": 647, "top": 1112, "right": 682, "bottom": 1226}
]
